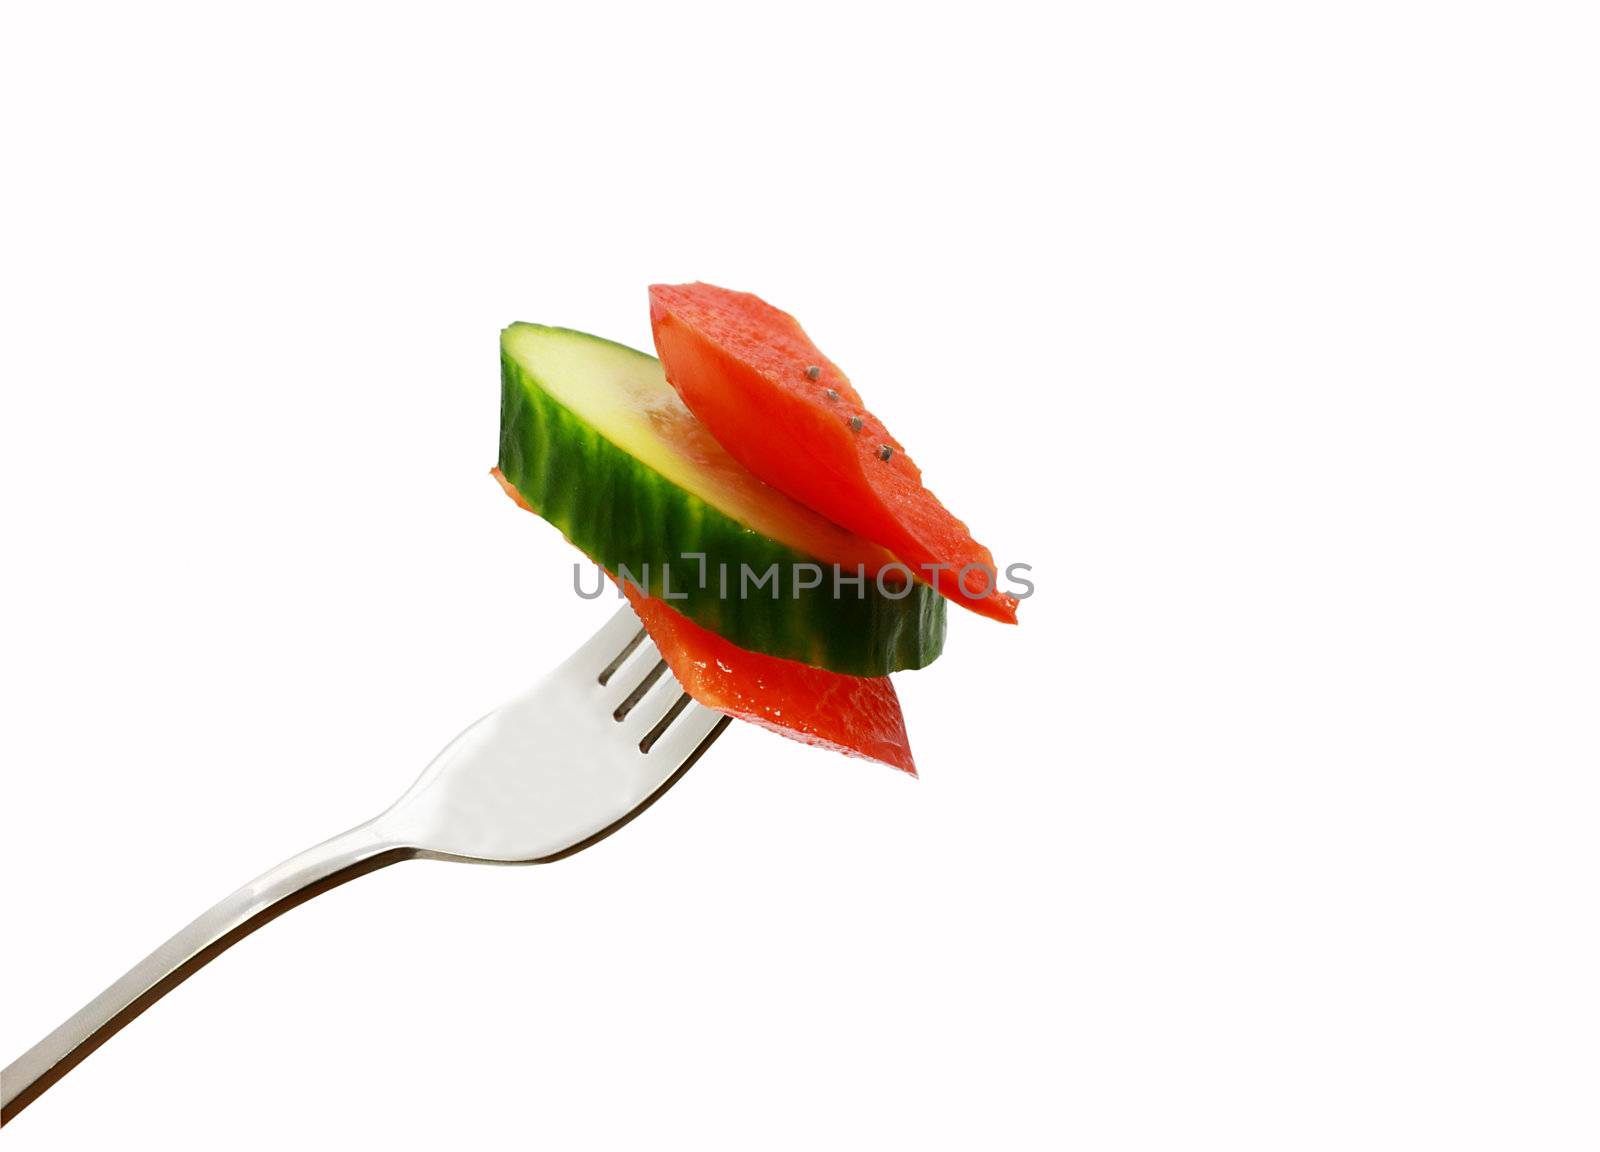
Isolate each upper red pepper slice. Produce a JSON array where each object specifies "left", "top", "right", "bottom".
[{"left": 648, "top": 282, "right": 1018, "bottom": 624}]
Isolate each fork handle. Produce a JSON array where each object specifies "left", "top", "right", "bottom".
[{"left": 1, "top": 821, "right": 413, "bottom": 1124}]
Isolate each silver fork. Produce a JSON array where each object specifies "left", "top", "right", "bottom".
[{"left": 1, "top": 606, "right": 728, "bottom": 1124}]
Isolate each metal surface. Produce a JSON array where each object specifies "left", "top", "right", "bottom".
[{"left": 0, "top": 606, "right": 729, "bottom": 1124}]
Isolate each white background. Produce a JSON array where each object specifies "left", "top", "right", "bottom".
[{"left": 2, "top": 3, "right": 1596, "bottom": 1148}]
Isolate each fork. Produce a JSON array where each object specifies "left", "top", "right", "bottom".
[{"left": 0, "top": 605, "right": 728, "bottom": 1124}]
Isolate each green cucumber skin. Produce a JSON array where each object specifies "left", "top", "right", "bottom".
[{"left": 498, "top": 335, "right": 946, "bottom": 675}]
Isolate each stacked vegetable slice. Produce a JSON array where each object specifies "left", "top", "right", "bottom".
[
  {"left": 648, "top": 284, "right": 1019, "bottom": 624},
  {"left": 495, "top": 284, "right": 1016, "bottom": 773}
]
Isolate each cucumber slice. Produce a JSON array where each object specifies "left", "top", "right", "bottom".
[{"left": 498, "top": 324, "right": 945, "bottom": 674}]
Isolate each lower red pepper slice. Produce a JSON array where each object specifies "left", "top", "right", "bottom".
[{"left": 493, "top": 468, "right": 916, "bottom": 775}]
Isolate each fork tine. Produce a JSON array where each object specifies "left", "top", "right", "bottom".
[
  {"left": 563, "top": 605, "right": 651, "bottom": 681},
  {"left": 596, "top": 629, "right": 646, "bottom": 687},
  {"left": 600, "top": 638, "right": 664, "bottom": 711},
  {"left": 559, "top": 604, "right": 730, "bottom": 764},
  {"left": 638, "top": 692, "right": 694, "bottom": 753},
  {"left": 612, "top": 658, "right": 670, "bottom": 721},
  {"left": 642, "top": 699, "right": 729, "bottom": 764},
  {"left": 617, "top": 666, "right": 686, "bottom": 741}
]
